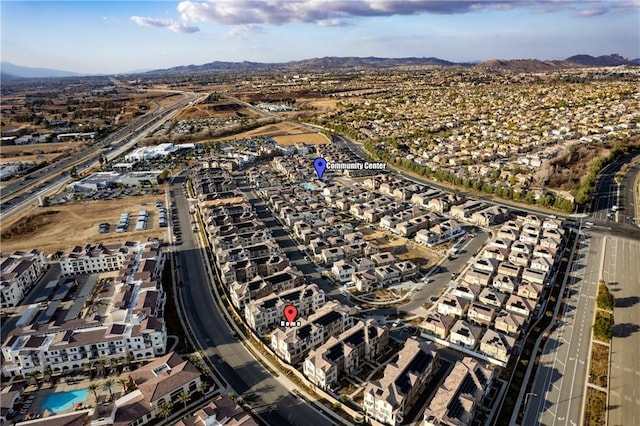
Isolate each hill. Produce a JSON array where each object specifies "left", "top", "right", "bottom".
[
  {"left": 0, "top": 62, "right": 80, "bottom": 78},
  {"left": 143, "top": 56, "right": 461, "bottom": 75},
  {"left": 478, "top": 54, "right": 637, "bottom": 72}
]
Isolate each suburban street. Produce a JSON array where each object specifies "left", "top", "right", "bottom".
[
  {"left": 605, "top": 237, "right": 640, "bottom": 426},
  {"left": 170, "top": 175, "right": 335, "bottom": 426},
  {"left": 615, "top": 159, "right": 640, "bottom": 227},
  {"left": 524, "top": 234, "right": 601, "bottom": 426}
]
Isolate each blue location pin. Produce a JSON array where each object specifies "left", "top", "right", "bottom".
[{"left": 314, "top": 157, "right": 327, "bottom": 179}]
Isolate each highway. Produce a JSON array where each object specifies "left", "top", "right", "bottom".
[
  {"left": 0, "top": 92, "right": 197, "bottom": 220},
  {"left": 605, "top": 237, "right": 640, "bottom": 426},
  {"left": 170, "top": 175, "right": 336, "bottom": 426},
  {"left": 524, "top": 234, "right": 601, "bottom": 426}
]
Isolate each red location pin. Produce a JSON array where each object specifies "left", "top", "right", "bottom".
[{"left": 284, "top": 305, "right": 298, "bottom": 324}]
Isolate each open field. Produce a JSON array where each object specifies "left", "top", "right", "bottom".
[
  {"left": 1, "top": 195, "right": 167, "bottom": 254},
  {"left": 0, "top": 154, "right": 61, "bottom": 164},
  {"left": 0, "top": 142, "right": 86, "bottom": 158},
  {"left": 175, "top": 101, "right": 257, "bottom": 121},
  {"left": 362, "top": 228, "right": 440, "bottom": 268},
  {"left": 272, "top": 132, "right": 330, "bottom": 145},
  {"left": 215, "top": 122, "right": 312, "bottom": 141}
]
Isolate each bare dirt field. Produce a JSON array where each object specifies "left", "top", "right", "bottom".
[
  {"left": 1, "top": 195, "right": 167, "bottom": 254},
  {"left": 215, "top": 122, "right": 312, "bottom": 141},
  {"left": 363, "top": 228, "right": 440, "bottom": 268},
  {"left": 175, "top": 101, "right": 257, "bottom": 121},
  {"left": 272, "top": 132, "right": 330, "bottom": 145},
  {"left": 0, "top": 154, "right": 61, "bottom": 164},
  {"left": 1, "top": 142, "right": 86, "bottom": 158},
  {"left": 299, "top": 98, "right": 339, "bottom": 111}
]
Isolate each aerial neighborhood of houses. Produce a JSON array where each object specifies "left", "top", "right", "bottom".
[
  {"left": 1, "top": 61, "right": 636, "bottom": 426},
  {"left": 183, "top": 137, "right": 570, "bottom": 426}
]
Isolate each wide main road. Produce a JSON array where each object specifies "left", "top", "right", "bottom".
[
  {"left": 605, "top": 237, "right": 640, "bottom": 426},
  {"left": 523, "top": 233, "right": 600, "bottom": 426},
  {"left": 170, "top": 175, "right": 334, "bottom": 426},
  {"left": 0, "top": 92, "right": 197, "bottom": 219}
]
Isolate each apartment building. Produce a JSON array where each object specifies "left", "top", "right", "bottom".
[
  {"left": 230, "top": 267, "right": 303, "bottom": 309},
  {"left": 303, "top": 319, "right": 388, "bottom": 390},
  {"left": 270, "top": 302, "right": 353, "bottom": 365},
  {"left": 423, "top": 357, "right": 494, "bottom": 426},
  {"left": 421, "top": 313, "right": 457, "bottom": 339},
  {"left": 57, "top": 243, "right": 131, "bottom": 276},
  {"left": 1, "top": 250, "right": 47, "bottom": 308},
  {"left": 1, "top": 240, "right": 167, "bottom": 378},
  {"left": 105, "top": 352, "right": 202, "bottom": 426},
  {"left": 244, "top": 284, "right": 325, "bottom": 333},
  {"left": 363, "top": 338, "right": 439, "bottom": 425}
]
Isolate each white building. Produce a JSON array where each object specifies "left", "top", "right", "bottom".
[
  {"left": 1, "top": 240, "right": 167, "bottom": 378},
  {"left": 1, "top": 250, "right": 47, "bottom": 308}
]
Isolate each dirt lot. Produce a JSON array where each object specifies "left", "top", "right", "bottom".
[
  {"left": 0, "top": 154, "right": 61, "bottom": 164},
  {"left": 1, "top": 142, "right": 86, "bottom": 158},
  {"left": 362, "top": 228, "right": 440, "bottom": 268},
  {"left": 1, "top": 195, "right": 167, "bottom": 254},
  {"left": 175, "top": 101, "right": 257, "bottom": 121},
  {"left": 215, "top": 122, "right": 312, "bottom": 141},
  {"left": 271, "top": 132, "right": 330, "bottom": 145}
]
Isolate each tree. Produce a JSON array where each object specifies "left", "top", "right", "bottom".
[
  {"left": 88, "top": 383, "right": 99, "bottom": 402},
  {"left": 158, "top": 401, "right": 173, "bottom": 420},
  {"left": 27, "top": 371, "right": 41, "bottom": 389},
  {"left": 95, "top": 359, "right": 106, "bottom": 377},
  {"left": 177, "top": 390, "right": 191, "bottom": 410},
  {"left": 43, "top": 366, "right": 54, "bottom": 385},
  {"left": 103, "top": 379, "right": 115, "bottom": 401},
  {"left": 118, "top": 378, "right": 129, "bottom": 394}
]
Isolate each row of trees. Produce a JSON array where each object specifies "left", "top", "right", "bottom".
[
  {"left": 575, "top": 140, "right": 640, "bottom": 205},
  {"left": 363, "top": 140, "right": 576, "bottom": 213}
]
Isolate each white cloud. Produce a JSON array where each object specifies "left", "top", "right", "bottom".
[{"left": 131, "top": 15, "right": 199, "bottom": 33}]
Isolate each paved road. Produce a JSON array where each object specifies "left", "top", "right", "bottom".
[
  {"left": 605, "top": 237, "right": 640, "bottom": 426},
  {"left": 615, "top": 158, "right": 640, "bottom": 227},
  {"left": 400, "top": 230, "right": 488, "bottom": 314},
  {"left": 0, "top": 92, "right": 196, "bottom": 218},
  {"left": 170, "top": 175, "right": 334, "bottom": 426},
  {"left": 587, "top": 153, "right": 640, "bottom": 240},
  {"left": 524, "top": 233, "right": 600, "bottom": 426}
]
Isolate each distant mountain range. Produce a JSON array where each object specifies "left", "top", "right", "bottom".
[
  {"left": 477, "top": 54, "right": 640, "bottom": 72},
  {"left": 0, "top": 62, "right": 80, "bottom": 78},
  {"left": 146, "top": 54, "right": 639, "bottom": 75},
  {"left": 2, "top": 54, "right": 638, "bottom": 79}
]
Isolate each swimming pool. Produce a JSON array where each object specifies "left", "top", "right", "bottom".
[
  {"left": 40, "top": 388, "right": 88, "bottom": 413},
  {"left": 302, "top": 182, "right": 314, "bottom": 190}
]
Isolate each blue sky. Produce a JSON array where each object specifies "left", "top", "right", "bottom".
[{"left": 1, "top": 0, "right": 639, "bottom": 74}]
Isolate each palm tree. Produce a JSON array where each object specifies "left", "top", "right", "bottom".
[
  {"left": 118, "top": 378, "right": 129, "bottom": 394},
  {"left": 95, "top": 359, "right": 106, "bottom": 377},
  {"left": 177, "top": 390, "right": 191, "bottom": 410},
  {"left": 102, "top": 379, "right": 115, "bottom": 401},
  {"left": 88, "top": 384, "right": 99, "bottom": 402},
  {"left": 158, "top": 401, "right": 173, "bottom": 420},
  {"left": 27, "top": 371, "right": 41, "bottom": 389},
  {"left": 82, "top": 362, "right": 93, "bottom": 377},
  {"left": 108, "top": 358, "right": 119, "bottom": 375},
  {"left": 43, "top": 366, "right": 54, "bottom": 385},
  {"left": 125, "top": 353, "right": 135, "bottom": 369}
]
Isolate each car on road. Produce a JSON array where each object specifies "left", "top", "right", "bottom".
[{"left": 392, "top": 320, "right": 401, "bottom": 327}]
